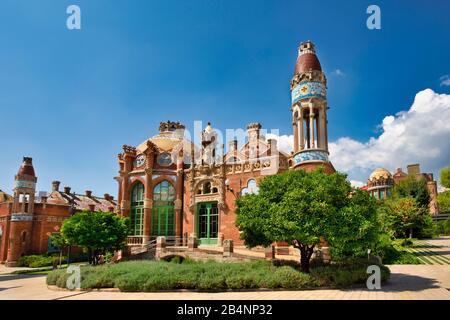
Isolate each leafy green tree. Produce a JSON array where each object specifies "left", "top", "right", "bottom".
[
  {"left": 440, "top": 166, "right": 450, "bottom": 189},
  {"left": 328, "top": 189, "right": 380, "bottom": 259},
  {"left": 49, "top": 233, "right": 68, "bottom": 267},
  {"left": 236, "top": 169, "right": 379, "bottom": 272},
  {"left": 394, "top": 175, "right": 430, "bottom": 209},
  {"left": 437, "top": 191, "right": 450, "bottom": 214},
  {"left": 61, "top": 211, "right": 130, "bottom": 265},
  {"left": 378, "top": 197, "right": 429, "bottom": 238}
]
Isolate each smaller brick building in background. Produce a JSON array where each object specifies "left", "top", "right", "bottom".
[
  {"left": 366, "top": 164, "right": 439, "bottom": 214},
  {"left": 0, "top": 157, "right": 117, "bottom": 267}
]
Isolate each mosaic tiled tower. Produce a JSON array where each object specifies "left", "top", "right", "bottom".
[{"left": 290, "top": 41, "right": 335, "bottom": 173}]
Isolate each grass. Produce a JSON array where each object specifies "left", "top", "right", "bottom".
[{"left": 46, "top": 259, "right": 390, "bottom": 292}]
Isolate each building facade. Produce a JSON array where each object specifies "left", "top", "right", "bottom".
[
  {"left": 366, "top": 164, "right": 439, "bottom": 215},
  {"left": 116, "top": 41, "right": 335, "bottom": 250},
  {"left": 0, "top": 158, "right": 117, "bottom": 266},
  {"left": 0, "top": 40, "right": 336, "bottom": 264}
]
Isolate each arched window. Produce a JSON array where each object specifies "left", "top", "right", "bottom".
[
  {"left": 21, "top": 231, "right": 27, "bottom": 243},
  {"left": 241, "top": 179, "right": 259, "bottom": 196},
  {"left": 130, "top": 182, "right": 144, "bottom": 236},
  {"left": 203, "top": 182, "right": 212, "bottom": 194},
  {"left": 153, "top": 180, "right": 175, "bottom": 202},
  {"left": 152, "top": 181, "right": 175, "bottom": 236}
]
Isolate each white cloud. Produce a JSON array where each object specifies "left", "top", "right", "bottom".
[
  {"left": 329, "top": 89, "right": 450, "bottom": 183},
  {"left": 331, "top": 69, "right": 345, "bottom": 77},
  {"left": 266, "top": 133, "right": 294, "bottom": 154},
  {"left": 350, "top": 180, "right": 365, "bottom": 188},
  {"left": 440, "top": 75, "right": 450, "bottom": 87},
  {"left": 267, "top": 89, "right": 450, "bottom": 186}
]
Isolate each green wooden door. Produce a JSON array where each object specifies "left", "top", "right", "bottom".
[
  {"left": 197, "top": 202, "right": 219, "bottom": 245},
  {"left": 130, "top": 182, "right": 144, "bottom": 236},
  {"left": 152, "top": 205, "right": 175, "bottom": 236}
]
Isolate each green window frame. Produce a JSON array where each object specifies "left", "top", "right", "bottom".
[
  {"left": 196, "top": 202, "right": 219, "bottom": 245},
  {"left": 151, "top": 180, "right": 176, "bottom": 237},
  {"left": 130, "top": 182, "right": 145, "bottom": 236}
]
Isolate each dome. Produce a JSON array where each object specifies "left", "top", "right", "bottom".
[
  {"left": 17, "top": 157, "right": 35, "bottom": 177},
  {"left": 137, "top": 121, "right": 189, "bottom": 153},
  {"left": 294, "top": 41, "right": 322, "bottom": 75},
  {"left": 369, "top": 168, "right": 392, "bottom": 181},
  {"left": 137, "top": 133, "right": 191, "bottom": 153},
  {"left": 294, "top": 53, "right": 322, "bottom": 74}
]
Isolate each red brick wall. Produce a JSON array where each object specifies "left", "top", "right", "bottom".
[
  {"left": 0, "top": 202, "right": 11, "bottom": 262},
  {"left": 182, "top": 171, "right": 265, "bottom": 246}
]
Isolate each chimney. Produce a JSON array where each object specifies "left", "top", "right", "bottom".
[
  {"left": 407, "top": 164, "right": 420, "bottom": 176},
  {"left": 64, "top": 186, "right": 71, "bottom": 194},
  {"left": 52, "top": 181, "right": 60, "bottom": 192},
  {"left": 228, "top": 139, "right": 238, "bottom": 152},
  {"left": 85, "top": 190, "right": 92, "bottom": 198},
  {"left": 268, "top": 138, "right": 278, "bottom": 150},
  {"left": 246, "top": 123, "right": 262, "bottom": 145},
  {"left": 108, "top": 206, "right": 114, "bottom": 212},
  {"left": 88, "top": 204, "right": 95, "bottom": 212}
]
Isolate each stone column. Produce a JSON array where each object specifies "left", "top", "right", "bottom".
[
  {"left": 299, "top": 111, "right": 305, "bottom": 151},
  {"left": 21, "top": 194, "right": 26, "bottom": 213},
  {"left": 223, "top": 239, "right": 233, "bottom": 258},
  {"left": 316, "top": 113, "right": 321, "bottom": 149},
  {"left": 121, "top": 175, "right": 130, "bottom": 217},
  {"left": 309, "top": 105, "right": 315, "bottom": 148},
  {"left": 143, "top": 169, "right": 152, "bottom": 242},
  {"left": 188, "top": 235, "right": 197, "bottom": 252},
  {"left": 306, "top": 113, "right": 311, "bottom": 149},
  {"left": 175, "top": 165, "right": 184, "bottom": 240},
  {"left": 293, "top": 120, "right": 299, "bottom": 153},
  {"left": 155, "top": 236, "right": 166, "bottom": 259},
  {"left": 265, "top": 245, "right": 275, "bottom": 260},
  {"left": 317, "top": 108, "right": 324, "bottom": 149},
  {"left": 13, "top": 192, "right": 19, "bottom": 213},
  {"left": 28, "top": 193, "right": 35, "bottom": 214}
]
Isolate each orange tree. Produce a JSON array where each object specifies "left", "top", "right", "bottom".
[{"left": 236, "top": 169, "right": 379, "bottom": 272}]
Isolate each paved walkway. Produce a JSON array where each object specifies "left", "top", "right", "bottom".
[
  {"left": 1, "top": 237, "right": 449, "bottom": 300},
  {"left": 404, "top": 237, "right": 450, "bottom": 265},
  {"left": 1, "top": 264, "right": 449, "bottom": 300}
]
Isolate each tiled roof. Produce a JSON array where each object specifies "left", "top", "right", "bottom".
[
  {"left": 47, "top": 190, "right": 117, "bottom": 212},
  {"left": 0, "top": 190, "right": 12, "bottom": 203}
]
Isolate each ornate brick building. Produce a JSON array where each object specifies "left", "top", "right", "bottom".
[
  {"left": 117, "top": 41, "right": 335, "bottom": 250},
  {"left": 366, "top": 164, "right": 439, "bottom": 214},
  {"left": 0, "top": 158, "right": 117, "bottom": 267},
  {"left": 0, "top": 40, "right": 336, "bottom": 264}
]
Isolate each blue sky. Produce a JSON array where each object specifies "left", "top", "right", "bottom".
[{"left": 0, "top": 0, "right": 449, "bottom": 196}]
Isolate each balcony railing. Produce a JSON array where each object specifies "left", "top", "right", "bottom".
[{"left": 126, "top": 236, "right": 145, "bottom": 246}]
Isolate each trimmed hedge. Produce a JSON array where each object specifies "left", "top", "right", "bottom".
[
  {"left": 47, "top": 259, "right": 390, "bottom": 291},
  {"left": 17, "top": 255, "right": 61, "bottom": 268},
  {"left": 17, "top": 252, "right": 90, "bottom": 268}
]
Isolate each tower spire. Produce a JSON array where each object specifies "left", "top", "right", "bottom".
[{"left": 290, "top": 41, "right": 334, "bottom": 173}]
